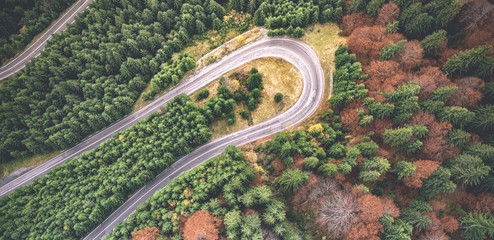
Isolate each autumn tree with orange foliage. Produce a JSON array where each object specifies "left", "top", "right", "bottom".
[
  {"left": 132, "top": 227, "right": 160, "bottom": 240},
  {"left": 397, "top": 40, "right": 423, "bottom": 71},
  {"left": 403, "top": 160, "right": 440, "bottom": 188},
  {"left": 421, "top": 121, "right": 459, "bottom": 162},
  {"left": 364, "top": 60, "right": 406, "bottom": 99},
  {"left": 341, "top": 12, "right": 373, "bottom": 36},
  {"left": 347, "top": 26, "right": 404, "bottom": 59},
  {"left": 346, "top": 194, "right": 385, "bottom": 240},
  {"left": 182, "top": 210, "right": 222, "bottom": 240},
  {"left": 375, "top": 2, "right": 400, "bottom": 26},
  {"left": 447, "top": 77, "right": 485, "bottom": 108},
  {"left": 358, "top": 194, "right": 384, "bottom": 222},
  {"left": 419, "top": 211, "right": 459, "bottom": 240},
  {"left": 340, "top": 100, "right": 368, "bottom": 135},
  {"left": 369, "top": 118, "right": 394, "bottom": 141},
  {"left": 408, "top": 111, "right": 459, "bottom": 162},
  {"left": 381, "top": 197, "right": 400, "bottom": 218},
  {"left": 409, "top": 67, "right": 452, "bottom": 100}
]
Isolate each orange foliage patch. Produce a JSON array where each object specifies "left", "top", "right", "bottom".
[
  {"left": 420, "top": 121, "right": 459, "bottom": 162},
  {"left": 347, "top": 26, "right": 404, "bottom": 59},
  {"left": 381, "top": 197, "right": 400, "bottom": 218},
  {"left": 474, "top": 193, "right": 494, "bottom": 215},
  {"left": 408, "top": 111, "right": 459, "bottom": 162},
  {"left": 244, "top": 208, "right": 257, "bottom": 216},
  {"left": 132, "top": 227, "right": 160, "bottom": 240},
  {"left": 249, "top": 171, "right": 265, "bottom": 187},
  {"left": 345, "top": 194, "right": 386, "bottom": 239},
  {"left": 429, "top": 200, "right": 447, "bottom": 212},
  {"left": 408, "top": 110, "right": 436, "bottom": 127},
  {"left": 421, "top": 211, "right": 458, "bottom": 239},
  {"left": 364, "top": 60, "right": 406, "bottom": 95},
  {"left": 345, "top": 221, "right": 383, "bottom": 240},
  {"left": 440, "top": 215, "right": 459, "bottom": 233},
  {"left": 340, "top": 100, "right": 368, "bottom": 135},
  {"left": 341, "top": 12, "right": 373, "bottom": 36},
  {"left": 463, "top": 29, "right": 494, "bottom": 49},
  {"left": 182, "top": 210, "right": 222, "bottom": 240},
  {"left": 375, "top": 2, "right": 400, "bottom": 26},
  {"left": 397, "top": 40, "right": 423, "bottom": 71},
  {"left": 408, "top": 67, "right": 452, "bottom": 100},
  {"left": 403, "top": 160, "right": 440, "bottom": 188},
  {"left": 447, "top": 77, "right": 485, "bottom": 108},
  {"left": 358, "top": 194, "right": 384, "bottom": 222},
  {"left": 370, "top": 118, "right": 394, "bottom": 141}
]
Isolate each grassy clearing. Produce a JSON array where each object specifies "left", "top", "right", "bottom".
[
  {"left": 0, "top": 151, "right": 61, "bottom": 178},
  {"left": 235, "top": 23, "right": 347, "bottom": 148},
  {"left": 302, "top": 23, "right": 346, "bottom": 100},
  {"left": 194, "top": 57, "right": 303, "bottom": 139},
  {"left": 284, "top": 23, "right": 346, "bottom": 129}
]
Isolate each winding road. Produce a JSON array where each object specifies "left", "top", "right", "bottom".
[
  {"left": 0, "top": 0, "right": 93, "bottom": 81},
  {"left": 0, "top": 10, "right": 325, "bottom": 238},
  {"left": 84, "top": 37, "right": 325, "bottom": 239}
]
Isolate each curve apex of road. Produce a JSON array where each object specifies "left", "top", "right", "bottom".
[
  {"left": 84, "top": 37, "right": 325, "bottom": 240},
  {"left": 0, "top": 0, "right": 94, "bottom": 81}
]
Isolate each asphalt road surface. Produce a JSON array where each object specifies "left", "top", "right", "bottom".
[
  {"left": 0, "top": 0, "right": 93, "bottom": 81},
  {"left": 0, "top": 37, "right": 325, "bottom": 238},
  {"left": 84, "top": 37, "right": 325, "bottom": 239}
]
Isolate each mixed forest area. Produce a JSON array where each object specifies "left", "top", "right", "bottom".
[{"left": 0, "top": 0, "right": 494, "bottom": 239}]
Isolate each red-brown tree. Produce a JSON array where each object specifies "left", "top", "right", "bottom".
[
  {"left": 447, "top": 77, "right": 485, "bottom": 108},
  {"left": 375, "top": 2, "right": 400, "bottom": 26},
  {"left": 340, "top": 100, "right": 368, "bottom": 135},
  {"left": 345, "top": 194, "right": 385, "bottom": 240},
  {"left": 403, "top": 160, "right": 440, "bottom": 188},
  {"left": 341, "top": 12, "right": 373, "bottom": 36},
  {"left": 397, "top": 40, "right": 423, "bottom": 71},
  {"left": 132, "top": 227, "right": 160, "bottom": 240},
  {"left": 364, "top": 60, "right": 406, "bottom": 96},
  {"left": 370, "top": 118, "right": 394, "bottom": 142},
  {"left": 421, "top": 121, "right": 460, "bottom": 162},
  {"left": 348, "top": 26, "right": 404, "bottom": 59},
  {"left": 182, "top": 210, "right": 222, "bottom": 240},
  {"left": 381, "top": 197, "right": 400, "bottom": 218},
  {"left": 408, "top": 67, "right": 452, "bottom": 100}
]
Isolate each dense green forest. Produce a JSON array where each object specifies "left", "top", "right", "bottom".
[
  {"left": 0, "top": 0, "right": 342, "bottom": 164},
  {"left": 0, "top": 67, "right": 263, "bottom": 239},
  {"left": 0, "top": 95, "right": 212, "bottom": 239},
  {"left": 1, "top": 0, "right": 494, "bottom": 239},
  {"left": 0, "top": 0, "right": 226, "bottom": 162},
  {"left": 106, "top": 146, "right": 302, "bottom": 240},
  {"left": 0, "top": 0, "right": 78, "bottom": 63}
]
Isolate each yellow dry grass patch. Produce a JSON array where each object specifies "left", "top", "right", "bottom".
[
  {"left": 181, "top": 39, "right": 212, "bottom": 61},
  {"left": 194, "top": 57, "right": 303, "bottom": 139},
  {"left": 0, "top": 151, "right": 61, "bottom": 178},
  {"left": 302, "top": 23, "right": 346, "bottom": 99},
  {"left": 196, "top": 27, "right": 263, "bottom": 69},
  {"left": 281, "top": 22, "right": 347, "bottom": 130}
]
